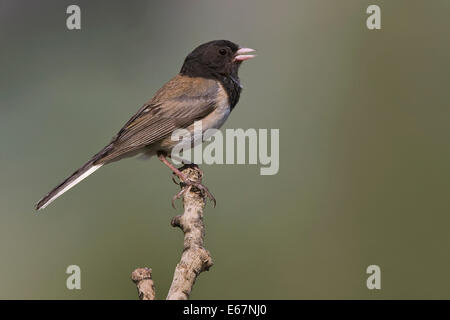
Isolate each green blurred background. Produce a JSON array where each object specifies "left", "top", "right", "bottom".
[{"left": 1, "top": 0, "right": 449, "bottom": 299}]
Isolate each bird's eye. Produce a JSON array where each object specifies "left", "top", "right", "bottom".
[{"left": 218, "top": 48, "right": 227, "bottom": 56}]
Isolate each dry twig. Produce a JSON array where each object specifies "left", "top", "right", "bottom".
[{"left": 131, "top": 165, "right": 213, "bottom": 300}]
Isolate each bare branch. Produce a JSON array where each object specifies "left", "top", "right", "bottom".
[
  {"left": 166, "top": 165, "right": 213, "bottom": 300},
  {"left": 131, "top": 165, "right": 213, "bottom": 300},
  {"left": 131, "top": 267, "right": 156, "bottom": 300}
]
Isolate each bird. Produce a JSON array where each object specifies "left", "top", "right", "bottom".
[{"left": 35, "top": 40, "right": 256, "bottom": 211}]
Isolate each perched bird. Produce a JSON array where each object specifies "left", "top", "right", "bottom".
[{"left": 35, "top": 40, "right": 255, "bottom": 211}]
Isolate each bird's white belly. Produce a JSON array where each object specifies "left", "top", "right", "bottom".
[
  {"left": 201, "top": 102, "right": 231, "bottom": 131},
  {"left": 185, "top": 101, "right": 230, "bottom": 148},
  {"left": 157, "top": 105, "right": 230, "bottom": 154}
]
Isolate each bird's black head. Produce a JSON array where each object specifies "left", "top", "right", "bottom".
[
  {"left": 180, "top": 40, "right": 255, "bottom": 80},
  {"left": 180, "top": 40, "right": 255, "bottom": 109}
]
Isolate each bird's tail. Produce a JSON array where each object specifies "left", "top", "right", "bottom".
[
  {"left": 35, "top": 159, "right": 103, "bottom": 211},
  {"left": 34, "top": 140, "right": 117, "bottom": 211}
]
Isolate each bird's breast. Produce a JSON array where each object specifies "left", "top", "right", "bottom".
[{"left": 199, "top": 82, "right": 231, "bottom": 131}]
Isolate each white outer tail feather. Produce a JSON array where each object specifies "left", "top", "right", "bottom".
[{"left": 37, "top": 164, "right": 103, "bottom": 210}]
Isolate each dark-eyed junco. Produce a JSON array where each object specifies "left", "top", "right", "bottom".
[{"left": 35, "top": 40, "right": 255, "bottom": 211}]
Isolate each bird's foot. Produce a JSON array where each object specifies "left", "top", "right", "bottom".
[{"left": 171, "top": 164, "right": 216, "bottom": 208}]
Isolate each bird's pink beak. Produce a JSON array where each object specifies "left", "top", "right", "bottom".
[{"left": 234, "top": 47, "right": 256, "bottom": 62}]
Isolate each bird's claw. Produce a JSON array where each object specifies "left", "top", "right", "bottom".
[
  {"left": 171, "top": 174, "right": 180, "bottom": 185},
  {"left": 171, "top": 179, "right": 216, "bottom": 208},
  {"left": 190, "top": 181, "right": 216, "bottom": 207},
  {"left": 171, "top": 186, "right": 190, "bottom": 209}
]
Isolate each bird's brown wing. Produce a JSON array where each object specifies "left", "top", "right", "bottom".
[{"left": 97, "top": 75, "right": 220, "bottom": 163}]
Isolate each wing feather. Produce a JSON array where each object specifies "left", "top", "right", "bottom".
[{"left": 98, "top": 75, "right": 219, "bottom": 163}]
